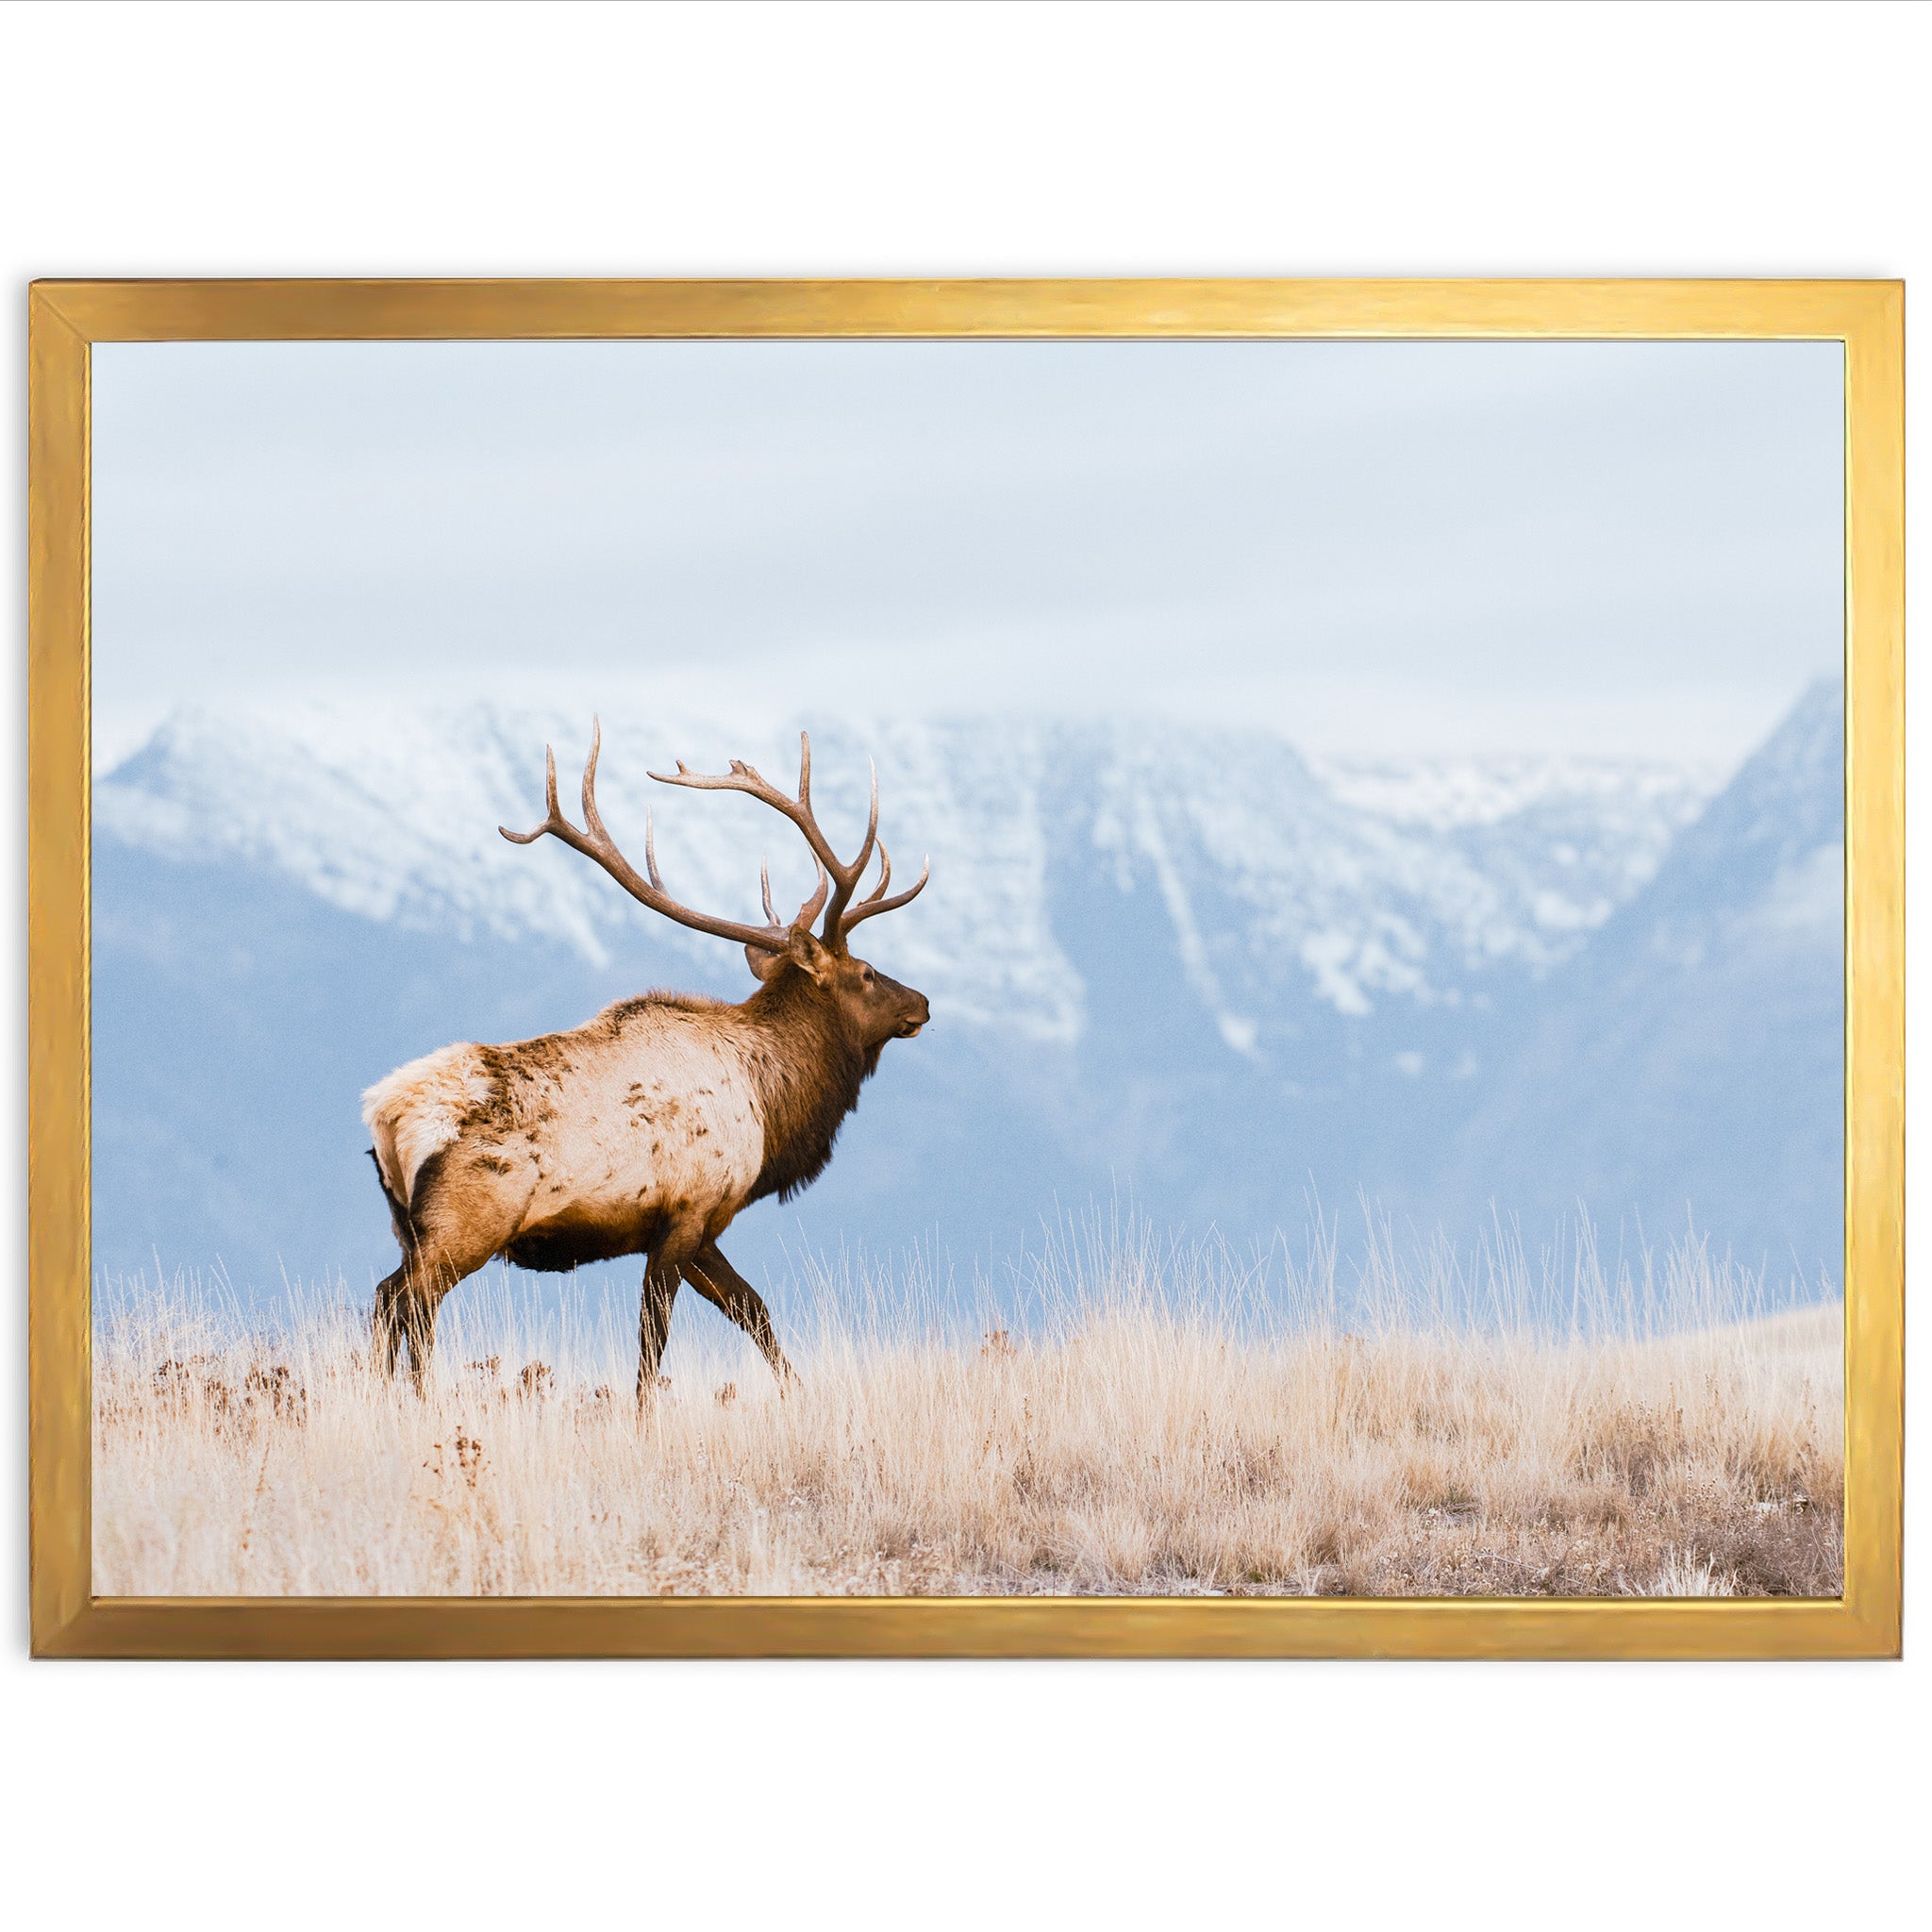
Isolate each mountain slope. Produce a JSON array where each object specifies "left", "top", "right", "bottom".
[
  {"left": 1426, "top": 678, "right": 1843, "bottom": 1273},
  {"left": 90, "top": 695, "right": 1838, "bottom": 1305}
]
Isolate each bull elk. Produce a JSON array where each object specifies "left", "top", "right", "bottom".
[{"left": 360, "top": 724, "right": 930, "bottom": 1401}]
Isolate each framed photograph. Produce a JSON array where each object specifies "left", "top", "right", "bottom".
[{"left": 29, "top": 278, "right": 1901, "bottom": 1657}]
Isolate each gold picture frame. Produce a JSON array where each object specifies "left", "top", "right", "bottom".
[{"left": 29, "top": 277, "right": 1903, "bottom": 1658}]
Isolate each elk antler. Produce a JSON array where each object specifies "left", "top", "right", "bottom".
[
  {"left": 840, "top": 837, "right": 933, "bottom": 935},
  {"left": 648, "top": 731, "right": 928, "bottom": 952},
  {"left": 499, "top": 719, "right": 825, "bottom": 953}
]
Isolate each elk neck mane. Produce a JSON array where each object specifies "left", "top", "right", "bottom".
[{"left": 732, "top": 966, "right": 878, "bottom": 1205}]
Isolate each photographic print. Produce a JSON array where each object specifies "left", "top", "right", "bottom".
[{"left": 81, "top": 320, "right": 1853, "bottom": 1607}]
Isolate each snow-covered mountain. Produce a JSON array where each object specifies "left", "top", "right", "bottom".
[
  {"left": 1432, "top": 678, "right": 1845, "bottom": 1275},
  {"left": 95, "top": 703, "right": 1711, "bottom": 1041},
  {"left": 90, "top": 687, "right": 1841, "bottom": 1304}
]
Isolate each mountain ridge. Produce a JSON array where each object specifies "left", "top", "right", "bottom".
[
  {"left": 90, "top": 688, "right": 1841, "bottom": 1305},
  {"left": 96, "top": 702, "right": 1715, "bottom": 1038}
]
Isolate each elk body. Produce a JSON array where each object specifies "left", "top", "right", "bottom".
[{"left": 361, "top": 725, "right": 930, "bottom": 1400}]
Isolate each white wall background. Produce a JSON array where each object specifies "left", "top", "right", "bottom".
[{"left": 2, "top": 4, "right": 1924, "bottom": 1924}]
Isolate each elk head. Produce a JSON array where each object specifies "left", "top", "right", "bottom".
[
  {"left": 500, "top": 722, "right": 932, "bottom": 1050},
  {"left": 744, "top": 925, "right": 929, "bottom": 1053}
]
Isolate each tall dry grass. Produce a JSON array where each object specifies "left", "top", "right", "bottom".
[{"left": 92, "top": 1221, "right": 1843, "bottom": 1597}]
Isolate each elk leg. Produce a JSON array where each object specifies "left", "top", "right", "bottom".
[
  {"left": 636, "top": 1267, "right": 680, "bottom": 1405},
  {"left": 372, "top": 1257, "right": 450, "bottom": 1392},
  {"left": 373, "top": 1269, "right": 410, "bottom": 1377},
  {"left": 401, "top": 1273, "right": 448, "bottom": 1391},
  {"left": 684, "top": 1242, "right": 797, "bottom": 1388},
  {"left": 373, "top": 1168, "right": 531, "bottom": 1392}
]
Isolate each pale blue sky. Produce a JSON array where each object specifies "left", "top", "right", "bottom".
[{"left": 92, "top": 338, "right": 1843, "bottom": 769}]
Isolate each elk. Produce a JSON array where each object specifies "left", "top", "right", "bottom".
[{"left": 360, "top": 724, "right": 930, "bottom": 1401}]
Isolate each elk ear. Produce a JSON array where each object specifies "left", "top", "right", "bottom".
[
  {"left": 784, "top": 926, "right": 837, "bottom": 985},
  {"left": 744, "top": 942, "right": 786, "bottom": 983}
]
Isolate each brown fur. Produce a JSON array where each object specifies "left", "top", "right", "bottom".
[{"left": 735, "top": 969, "right": 871, "bottom": 1206}]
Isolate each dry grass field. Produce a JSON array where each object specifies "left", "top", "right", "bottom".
[{"left": 92, "top": 1224, "right": 1843, "bottom": 1598}]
